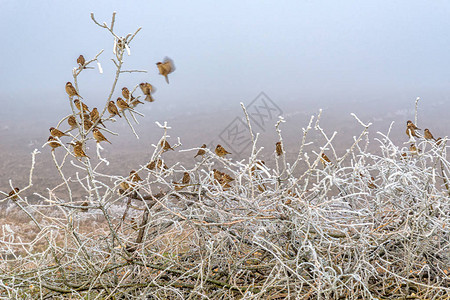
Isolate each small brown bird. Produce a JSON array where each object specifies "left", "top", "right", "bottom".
[
  {"left": 215, "top": 144, "right": 231, "bottom": 157},
  {"left": 182, "top": 172, "right": 190, "bottom": 184},
  {"left": 213, "top": 169, "right": 233, "bottom": 189},
  {"left": 213, "top": 169, "right": 234, "bottom": 183},
  {"left": 120, "top": 181, "right": 131, "bottom": 192},
  {"left": 65, "top": 82, "right": 81, "bottom": 98},
  {"left": 91, "top": 109, "right": 104, "bottom": 127},
  {"left": 70, "top": 141, "right": 90, "bottom": 159},
  {"left": 409, "top": 144, "right": 418, "bottom": 154},
  {"left": 90, "top": 108, "right": 105, "bottom": 127},
  {"left": 213, "top": 169, "right": 223, "bottom": 182},
  {"left": 406, "top": 120, "right": 420, "bottom": 130},
  {"left": 156, "top": 57, "right": 175, "bottom": 84},
  {"left": 321, "top": 153, "right": 332, "bottom": 165},
  {"left": 222, "top": 173, "right": 234, "bottom": 183},
  {"left": 47, "top": 136, "right": 61, "bottom": 150},
  {"left": 424, "top": 129, "right": 435, "bottom": 140},
  {"left": 368, "top": 177, "right": 377, "bottom": 189},
  {"left": 129, "top": 170, "right": 142, "bottom": 182},
  {"left": 436, "top": 137, "right": 443, "bottom": 145},
  {"left": 83, "top": 119, "right": 94, "bottom": 131},
  {"left": 194, "top": 144, "right": 207, "bottom": 158},
  {"left": 8, "top": 188, "right": 20, "bottom": 200},
  {"left": 406, "top": 124, "right": 419, "bottom": 138},
  {"left": 147, "top": 159, "right": 167, "bottom": 170},
  {"left": 108, "top": 101, "right": 121, "bottom": 118},
  {"left": 116, "top": 97, "right": 130, "bottom": 112},
  {"left": 77, "top": 55, "right": 86, "bottom": 68},
  {"left": 90, "top": 107, "right": 99, "bottom": 121},
  {"left": 67, "top": 115, "right": 78, "bottom": 130},
  {"left": 74, "top": 99, "right": 90, "bottom": 113},
  {"left": 93, "top": 128, "right": 111, "bottom": 144},
  {"left": 161, "top": 140, "right": 174, "bottom": 152},
  {"left": 122, "top": 87, "right": 134, "bottom": 102},
  {"left": 81, "top": 201, "right": 89, "bottom": 212},
  {"left": 139, "top": 82, "right": 155, "bottom": 102},
  {"left": 50, "top": 127, "right": 68, "bottom": 138},
  {"left": 275, "top": 142, "right": 283, "bottom": 156}
]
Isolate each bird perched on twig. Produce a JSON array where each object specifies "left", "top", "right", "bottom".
[
  {"left": 122, "top": 87, "right": 134, "bottom": 102},
  {"left": 122, "top": 87, "right": 143, "bottom": 108},
  {"left": 116, "top": 97, "right": 130, "bottom": 112},
  {"left": 139, "top": 82, "right": 155, "bottom": 102},
  {"left": 194, "top": 144, "right": 207, "bottom": 158},
  {"left": 275, "top": 142, "right": 283, "bottom": 156},
  {"left": 8, "top": 188, "right": 20, "bottom": 200},
  {"left": 83, "top": 119, "right": 94, "bottom": 131},
  {"left": 367, "top": 176, "right": 377, "bottom": 189},
  {"left": 67, "top": 115, "right": 78, "bottom": 130},
  {"left": 321, "top": 153, "right": 332, "bottom": 166},
  {"left": 409, "top": 144, "right": 419, "bottom": 154},
  {"left": 50, "top": 127, "right": 68, "bottom": 138},
  {"left": 213, "top": 169, "right": 234, "bottom": 189},
  {"left": 108, "top": 101, "right": 121, "bottom": 118},
  {"left": 47, "top": 136, "right": 61, "bottom": 150},
  {"left": 174, "top": 172, "right": 191, "bottom": 191},
  {"left": 182, "top": 172, "right": 190, "bottom": 184},
  {"left": 161, "top": 140, "right": 174, "bottom": 152},
  {"left": 213, "top": 169, "right": 234, "bottom": 183},
  {"left": 147, "top": 159, "right": 167, "bottom": 170},
  {"left": 129, "top": 170, "right": 142, "bottom": 182},
  {"left": 74, "top": 99, "right": 90, "bottom": 113},
  {"left": 156, "top": 57, "right": 175, "bottom": 84},
  {"left": 81, "top": 201, "right": 89, "bottom": 212},
  {"left": 119, "top": 181, "right": 131, "bottom": 193},
  {"left": 424, "top": 129, "right": 436, "bottom": 141},
  {"left": 90, "top": 108, "right": 106, "bottom": 127},
  {"left": 215, "top": 144, "right": 231, "bottom": 157},
  {"left": 406, "top": 122, "right": 419, "bottom": 138},
  {"left": 65, "top": 82, "right": 82, "bottom": 98},
  {"left": 77, "top": 55, "right": 86, "bottom": 69},
  {"left": 406, "top": 120, "right": 420, "bottom": 130},
  {"left": 93, "top": 128, "right": 111, "bottom": 144},
  {"left": 69, "top": 141, "right": 90, "bottom": 159}
]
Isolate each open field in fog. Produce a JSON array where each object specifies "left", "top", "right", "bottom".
[{"left": 2, "top": 96, "right": 449, "bottom": 195}]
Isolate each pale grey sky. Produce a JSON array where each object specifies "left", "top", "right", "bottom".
[{"left": 1, "top": 0, "right": 450, "bottom": 119}]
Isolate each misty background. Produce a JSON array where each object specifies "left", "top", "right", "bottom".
[{"left": 1, "top": 0, "right": 450, "bottom": 192}]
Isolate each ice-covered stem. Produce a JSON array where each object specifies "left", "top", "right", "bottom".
[
  {"left": 51, "top": 150, "right": 73, "bottom": 202},
  {"left": 274, "top": 116, "right": 287, "bottom": 177},
  {"left": 288, "top": 114, "right": 315, "bottom": 176},
  {"left": 90, "top": 12, "right": 143, "bottom": 132},
  {"left": 240, "top": 103, "right": 255, "bottom": 146},
  {"left": 414, "top": 97, "right": 420, "bottom": 127},
  {"left": 337, "top": 113, "right": 372, "bottom": 164},
  {"left": 123, "top": 111, "right": 139, "bottom": 139}
]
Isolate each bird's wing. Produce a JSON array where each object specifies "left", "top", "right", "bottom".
[{"left": 163, "top": 57, "right": 175, "bottom": 73}]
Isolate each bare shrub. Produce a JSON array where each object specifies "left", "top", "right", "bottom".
[{"left": 1, "top": 13, "right": 449, "bottom": 299}]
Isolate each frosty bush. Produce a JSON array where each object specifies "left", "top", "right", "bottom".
[{"left": 1, "top": 13, "right": 449, "bottom": 299}]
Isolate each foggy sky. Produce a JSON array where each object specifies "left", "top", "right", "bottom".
[{"left": 1, "top": 0, "right": 449, "bottom": 120}]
